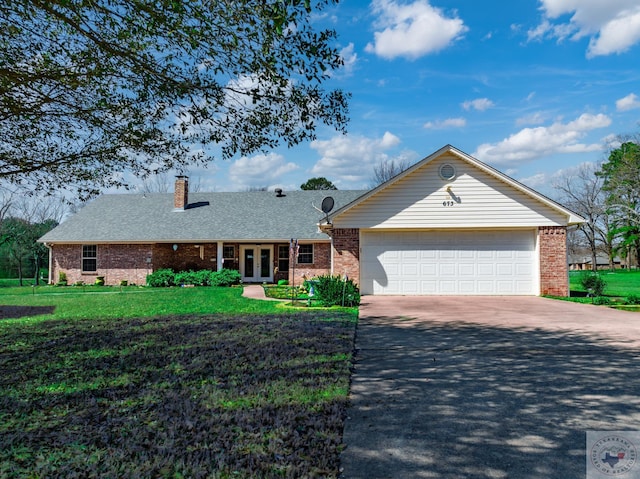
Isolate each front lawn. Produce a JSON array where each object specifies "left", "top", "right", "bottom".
[
  {"left": 0, "top": 287, "right": 357, "bottom": 478},
  {"left": 0, "top": 285, "right": 281, "bottom": 322}
]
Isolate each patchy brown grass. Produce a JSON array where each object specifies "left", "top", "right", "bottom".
[{"left": 0, "top": 312, "right": 356, "bottom": 478}]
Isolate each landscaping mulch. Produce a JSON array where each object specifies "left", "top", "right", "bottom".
[{"left": 0, "top": 312, "right": 356, "bottom": 478}]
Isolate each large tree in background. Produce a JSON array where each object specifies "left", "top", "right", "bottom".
[
  {"left": 598, "top": 140, "right": 640, "bottom": 268},
  {"left": 553, "top": 163, "right": 613, "bottom": 270},
  {"left": 370, "top": 157, "right": 412, "bottom": 187},
  {"left": 0, "top": 0, "right": 349, "bottom": 198},
  {"left": 300, "top": 177, "right": 337, "bottom": 190}
]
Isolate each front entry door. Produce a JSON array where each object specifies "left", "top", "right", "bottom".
[{"left": 240, "top": 245, "right": 273, "bottom": 283}]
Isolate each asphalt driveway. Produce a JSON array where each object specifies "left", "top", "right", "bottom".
[{"left": 340, "top": 297, "right": 640, "bottom": 479}]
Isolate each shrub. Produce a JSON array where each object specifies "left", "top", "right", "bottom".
[
  {"left": 57, "top": 271, "right": 68, "bottom": 286},
  {"left": 580, "top": 272, "right": 606, "bottom": 297},
  {"left": 147, "top": 268, "right": 176, "bottom": 287},
  {"left": 209, "top": 269, "right": 242, "bottom": 287},
  {"left": 311, "top": 274, "right": 360, "bottom": 307},
  {"left": 95, "top": 276, "right": 105, "bottom": 286},
  {"left": 175, "top": 270, "right": 213, "bottom": 286},
  {"left": 593, "top": 296, "right": 611, "bottom": 306},
  {"left": 626, "top": 294, "right": 640, "bottom": 305},
  {"left": 277, "top": 279, "right": 289, "bottom": 286}
]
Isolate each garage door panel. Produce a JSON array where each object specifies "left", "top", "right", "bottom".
[
  {"left": 402, "top": 263, "right": 418, "bottom": 276},
  {"left": 361, "top": 230, "right": 536, "bottom": 295},
  {"left": 459, "top": 263, "right": 475, "bottom": 276},
  {"left": 440, "top": 250, "right": 456, "bottom": 260},
  {"left": 459, "top": 280, "right": 476, "bottom": 294},
  {"left": 497, "top": 264, "right": 513, "bottom": 275},
  {"left": 478, "top": 264, "right": 495, "bottom": 276},
  {"left": 439, "top": 264, "right": 456, "bottom": 276},
  {"left": 421, "top": 263, "right": 437, "bottom": 275}
]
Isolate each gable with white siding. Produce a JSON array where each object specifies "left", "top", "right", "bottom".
[{"left": 332, "top": 149, "right": 574, "bottom": 229}]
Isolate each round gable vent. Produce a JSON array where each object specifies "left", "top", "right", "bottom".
[{"left": 439, "top": 163, "right": 456, "bottom": 181}]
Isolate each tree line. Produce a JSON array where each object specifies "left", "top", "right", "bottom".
[
  {"left": 0, "top": 188, "right": 69, "bottom": 283},
  {"left": 554, "top": 136, "right": 640, "bottom": 270}
]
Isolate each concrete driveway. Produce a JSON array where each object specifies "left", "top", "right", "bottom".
[{"left": 340, "top": 297, "right": 640, "bottom": 479}]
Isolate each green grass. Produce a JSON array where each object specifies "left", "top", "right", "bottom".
[
  {"left": 0, "top": 285, "right": 281, "bottom": 323},
  {"left": 0, "top": 285, "right": 358, "bottom": 478},
  {"left": 564, "top": 270, "right": 640, "bottom": 310},
  {"left": 569, "top": 269, "right": 640, "bottom": 297}
]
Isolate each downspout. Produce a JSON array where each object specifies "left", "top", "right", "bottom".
[{"left": 45, "top": 243, "right": 52, "bottom": 285}]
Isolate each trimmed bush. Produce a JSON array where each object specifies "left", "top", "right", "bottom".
[
  {"left": 626, "top": 294, "right": 640, "bottom": 305},
  {"left": 147, "top": 268, "right": 176, "bottom": 287},
  {"left": 310, "top": 274, "right": 360, "bottom": 307},
  {"left": 593, "top": 296, "right": 611, "bottom": 306},
  {"left": 277, "top": 279, "right": 289, "bottom": 286},
  {"left": 209, "top": 269, "right": 242, "bottom": 287},
  {"left": 175, "top": 270, "right": 213, "bottom": 286},
  {"left": 147, "top": 268, "right": 241, "bottom": 287},
  {"left": 580, "top": 272, "right": 606, "bottom": 297}
]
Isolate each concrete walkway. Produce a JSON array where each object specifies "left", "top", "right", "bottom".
[
  {"left": 340, "top": 297, "right": 640, "bottom": 479},
  {"left": 242, "top": 284, "right": 273, "bottom": 300}
]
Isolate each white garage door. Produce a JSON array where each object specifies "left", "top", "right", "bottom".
[{"left": 360, "top": 230, "right": 536, "bottom": 295}]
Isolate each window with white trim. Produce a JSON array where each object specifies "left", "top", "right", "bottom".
[
  {"left": 82, "top": 245, "right": 97, "bottom": 272},
  {"left": 297, "top": 244, "right": 313, "bottom": 264}
]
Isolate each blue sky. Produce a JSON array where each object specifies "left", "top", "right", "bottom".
[{"left": 166, "top": 0, "right": 640, "bottom": 196}]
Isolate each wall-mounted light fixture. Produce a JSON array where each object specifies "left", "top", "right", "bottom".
[{"left": 172, "top": 244, "right": 178, "bottom": 251}]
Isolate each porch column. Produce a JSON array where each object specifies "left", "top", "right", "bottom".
[{"left": 217, "top": 242, "right": 223, "bottom": 272}]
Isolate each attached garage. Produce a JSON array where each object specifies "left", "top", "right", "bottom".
[
  {"left": 325, "top": 145, "right": 585, "bottom": 297},
  {"left": 360, "top": 229, "right": 536, "bottom": 295}
]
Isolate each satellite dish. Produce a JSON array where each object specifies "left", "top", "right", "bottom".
[{"left": 321, "top": 196, "right": 335, "bottom": 214}]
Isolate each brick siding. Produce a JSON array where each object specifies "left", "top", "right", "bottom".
[
  {"left": 331, "top": 228, "right": 360, "bottom": 285},
  {"left": 51, "top": 244, "right": 153, "bottom": 286},
  {"left": 538, "top": 226, "right": 569, "bottom": 296},
  {"left": 50, "top": 243, "right": 220, "bottom": 286},
  {"left": 151, "top": 243, "right": 218, "bottom": 272},
  {"left": 288, "top": 242, "right": 331, "bottom": 285}
]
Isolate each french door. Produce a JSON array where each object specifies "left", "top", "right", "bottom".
[{"left": 239, "top": 245, "right": 273, "bottom": 283}]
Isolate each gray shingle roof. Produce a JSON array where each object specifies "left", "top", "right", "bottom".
[{"left": 39, "top": 190, "right": 367, "bottom": 243}]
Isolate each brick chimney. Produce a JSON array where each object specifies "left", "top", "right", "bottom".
[{"left": 174, "top": 176, "right": 189, "bottom": 211}]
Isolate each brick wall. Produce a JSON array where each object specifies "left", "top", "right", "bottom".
[
  {"left": 331, "top": 228, "right": 360, "bottom": 285},
  {"left": 50, "top": 242, "right": 220, "bottom": 286},
  {"left": 288, "top": 242, "right": 331, "bottom": 285},
  {"left": 152, "top": 243, "right": 218, "bottom": 272},
  {"left": 539, "top": 226, "right": 569, "bottom": 296},
  {"left": 51, "top": 244, "right": 153, "bottom": 286}
]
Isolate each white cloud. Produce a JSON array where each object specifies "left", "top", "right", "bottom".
[
  {"left": 310, "top": 132, "right": 403, "bottom": 184},
  {"left": 365, "top": 0, "right": 468, "bottom": 60},
  {"left": 229, "top": 153, "right": 299, "bottom": 190},
  {"left": 462, "top": 98, "right": 494, "bottom": 111},
  {"left": 424, "top": 117, "right": 466, "bottom": 129},
  {"left": 516, "top": 112, "right": 547, "bottom": 126},
  {"left": 340, "top": 43, "right": 358, "bottom": 76},
  {"left": 327, "top": 43, "right": 358, "bottom": 78},
  {"left": 616, "top": 93, "right": 640, "bottom": 111},
  {"left": 529, "top": 1, "right": 640, "bottom": 57},
  {"left": 473, "top": 113, "right": 611, "bottom": 165},
  {"left": 518, "top": 173, "right": 549, "bottom": 189}
]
